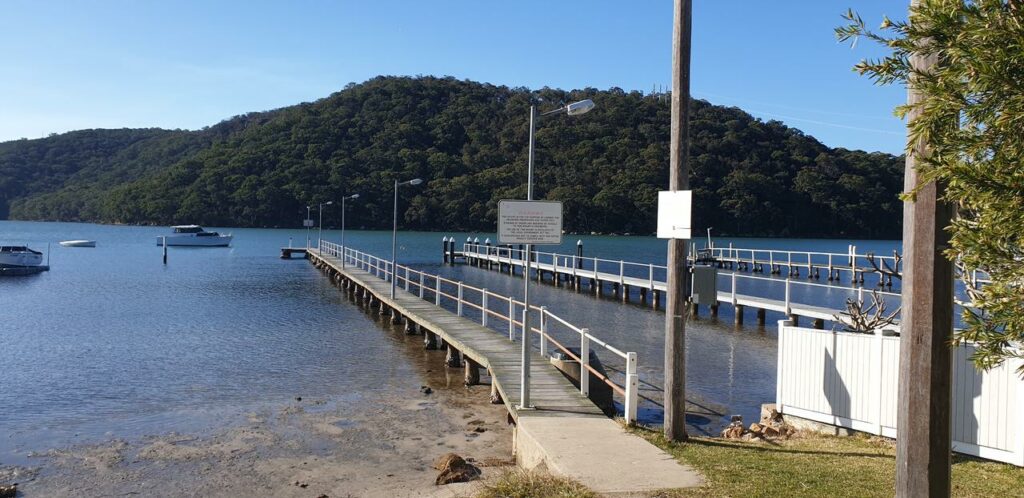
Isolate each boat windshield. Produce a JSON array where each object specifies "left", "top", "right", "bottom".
[
  {"left": 173, "top": 226, "right": 204, "bottom": 234},
  {"left": 195, "top": 232, "right": 220, "bottom": 237}
]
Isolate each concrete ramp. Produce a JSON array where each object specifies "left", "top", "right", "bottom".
[{"left": 515, "top": 414, "right": 702, "bottom": 494}]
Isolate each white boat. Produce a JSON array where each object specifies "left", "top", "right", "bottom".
[
  {"left": 60, "top": 240, "right": 96, "bottom": 247},
  {"left": 0, "top": 245, "right": 44, "bottom": 268},
  {"left": 156, "top": 225, "right": 233, "bottom": 247}
]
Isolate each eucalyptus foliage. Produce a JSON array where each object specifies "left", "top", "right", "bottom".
[{"left": 838, "top": 1, "right": 1024, "bottom": 371}]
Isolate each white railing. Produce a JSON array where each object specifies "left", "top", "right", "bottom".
[
  {"left": 319, "top": 240, "right": 639, "bottom": 424},
  {"left": 462, "top": 242, "right": 903, "bottom": 323},
  {"left": 776, "top": 320, "right": 1024, "bottom": 466}
]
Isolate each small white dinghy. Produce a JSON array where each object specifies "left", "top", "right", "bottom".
[{"left": 59, "top": 240, "right": 96, "bottom": 248}]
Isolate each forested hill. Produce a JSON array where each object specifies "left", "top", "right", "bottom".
[{"left": 0, "top": 76, "right": 904, "bottom": 238}]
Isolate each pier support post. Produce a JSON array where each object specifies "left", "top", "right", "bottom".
[
  {"left": 424, "top": 331, "right": 438, "bottom": 350},
  {"left": 490, "top": 378, "right": 503, "bottom": 404},
  {"left": 405, "top": 319, "right": 417, "bottom": 335},
  {"left": 812, "top": 318, "right": 825, "bottom": 330},
  {"left": 464, "top": 358, "right": 481, "bottom": 386},
  {"left": 710, "top": 303, "right": 719, "bottom": 318},
  {"left": 789, "top": 315, "right": 799, "bottom": 327},
  {"left": 391, "top": 309, "right": 402, "bottom": 325},
  {"left": 689, "top": 301, "right": 699, "bottom": 317},
  {"left": 623, "top": 284, "right": 630, "bottom": 302},
  {"left": 734, "top": 305, "right": 744, "bottom": 325},
  {"left": 756, "top": 308, "right": 766, "bottom": 326},
  {"left": 446, "top": 345, "right": 462, "bottom": 368}
]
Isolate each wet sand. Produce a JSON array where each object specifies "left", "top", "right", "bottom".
[{"left": 1, "top": 329, "right": 515, "bottom": 497}]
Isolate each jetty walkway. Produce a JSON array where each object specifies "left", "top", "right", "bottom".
[
  {"left": 307, "top": 241, "right": 702, "bottom": 493},
  {"left": 448, "top": 241, "right": 899, "bottom": 328}
]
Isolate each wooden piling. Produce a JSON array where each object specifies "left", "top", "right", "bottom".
[
  {"left": 464, "top": 358, "right": 481, "bottom": 386},
  {"left": 756, "top": 308, "right": 766, "bottom": 326},
  {"left": 446, "top": 345, "right": 462, "bottom": 368},
  {"left": 734, "top": 304, "right": 744, "bottom": 325},
  {"left": 424, "top": 331, "right": 438, "bottom": 350}
]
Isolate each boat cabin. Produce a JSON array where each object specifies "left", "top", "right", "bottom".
[
  {"left": 0, "top": 246, "right": 41, "bottom": 254},
  {"left": 172, "top": 225, "right": 205, "bottom": 234}
]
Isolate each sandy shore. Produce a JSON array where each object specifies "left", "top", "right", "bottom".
[{"left": 1, "top": 367, "right": 514, "bottom": 497}]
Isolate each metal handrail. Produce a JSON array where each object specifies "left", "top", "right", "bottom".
[{"left": 319, "top": 240, "right": 640, "bottom": 423}]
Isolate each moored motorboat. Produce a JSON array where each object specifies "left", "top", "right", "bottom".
[
  {"left": 156, "top": 225, "right": 232, "bottom": 247},
  {"left": 60, "top": 240, "right": 96, "bottom": 247},
  {"left": 0, "top": 245, "right": 48, "bottom": 275}
]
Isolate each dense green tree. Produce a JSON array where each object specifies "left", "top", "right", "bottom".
[
  {"left": 1, "top": 75, "right": 904, "bottom": 238},
  {"left": 839, "top": 1, "right": 1024, "bottom": 371}
]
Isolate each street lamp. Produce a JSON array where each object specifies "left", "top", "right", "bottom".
[
  {"left": 318, "top": 200, "right": 333, "bottom": 249},
  {"left": 340, "top": 193, "right": 359, "bottom": 268},
  {"left": 519, "top": 98, "right": 595, "bottom": 410},
  {"left": 391, "top": 178, "right": 423, "bottom": 298}
]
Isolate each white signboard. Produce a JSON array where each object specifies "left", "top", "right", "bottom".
[
  {"left": 498, "top": 200, "right": 563, "bottom": 245},
  {"left": 303, "top": 219, "right": 315, "bottom": 227},
  {"left": 657, "top": 190, "right": 692, "bottom": 239}
]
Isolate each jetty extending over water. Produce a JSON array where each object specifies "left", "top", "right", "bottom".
[{"left": 308, "top": 241, "right": 702, "bottom": 493}]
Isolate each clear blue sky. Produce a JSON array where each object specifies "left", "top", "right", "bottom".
[{"left": 0, "top": 0, "right": 906, "bottom": 153}]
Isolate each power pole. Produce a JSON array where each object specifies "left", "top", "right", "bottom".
[
  {"left": 895, "top": 0, "right": 953, "bottom": 495},
  {"left": 664, "top": 0, "right": 692, "bottom": 442}
]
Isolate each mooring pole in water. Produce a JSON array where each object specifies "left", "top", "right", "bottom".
[{"left": 162, "top": 236, "right": 168, "bottom": 265}]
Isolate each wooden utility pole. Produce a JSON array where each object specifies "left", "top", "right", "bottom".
[
  {"left": 664, "top": 0, "right": 692, "bottom": 442},
  {"left": 896, "top": 0, "right": 953, "bottom": 495}
]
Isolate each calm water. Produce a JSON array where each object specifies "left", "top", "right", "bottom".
[{"left": 0, "top": 220, "right": 901, "bottom": 461}]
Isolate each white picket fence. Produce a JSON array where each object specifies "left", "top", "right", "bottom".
[{"left": 776, "top": 321, "right": 1024, "bottom": 465}]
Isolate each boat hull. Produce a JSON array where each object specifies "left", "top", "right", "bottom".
[
  {"left": 60, "top": 240, "right": 96, "bottom": 247},
  {"left": 0, "top": 253, "right": 43, "bottom": 268},
  {"left": 156, "top": 235, "right": 233, "bottom": 247}
]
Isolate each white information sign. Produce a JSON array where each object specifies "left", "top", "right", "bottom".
[
  {"left": 303, "top": 219, "right": 315, "bottom": 227},
  {"left": 498, "top": 200, "right": 563, "bottom": 245},
  {"left": 656, "top": 190, "right": 693, "bottom": 239}
]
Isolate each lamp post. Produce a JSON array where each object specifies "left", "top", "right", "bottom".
[
  {"left": 519, "top": 98, "right": 595, "bottom": 410},
  {"left": 318, "top": 200, "right": 333, "bottom": 250},
  {"left": 391, "top": 178, "right": 423, "bottom": 298},
  {"left": 340, "top": 193, "right": 359, "bottom": 268}
]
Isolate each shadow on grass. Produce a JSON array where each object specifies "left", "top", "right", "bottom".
[{"left": 629, "top": 426, "right": 894, "bottom": 460}]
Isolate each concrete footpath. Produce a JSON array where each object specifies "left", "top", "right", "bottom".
[{"left": 515, "top": 414, "right": 702, "bottom": 494}]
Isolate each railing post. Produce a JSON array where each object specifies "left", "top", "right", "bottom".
[
  {"left": 731, "top": 272, "right": 737, "bottom": 304},
  {"left": 539, "top": 306, "right": 548, "bottom": 357},
  {"left": 580, "top": 329, "right": 590, "bottom": 397},
  {"left": 648, "top": 264, "right": 655, "bottom": 289},
  {"left": 785, "top": 278, "right": 792, "bottom": 316},
  {"left": 508, "top": 298, "right": 515, "bottom": 340},
  {"left": 404, "top": 267, "right": 410, "bottom": 291},
  {"left": 457, "top": 282, "right": 464, "bottom": 316},
  {"left": 435, "top": 278, "right": 441, "bottom": 306},
  {"left": 418, "top": 272, "right": 424, "bottom": 298},
  {"left": 482, "top": 290, "right": 489, "bottom": 326},
  {"left": 619, "top": 260, "right": 625, "bottom": 286},
  {"left": 625, "top": 352, "right": 639, "bottom": 425}
]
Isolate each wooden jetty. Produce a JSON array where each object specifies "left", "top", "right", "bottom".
[
  {"left": 448, "top": 240, "right": 903, "bottom": 329},
  {"left": 280, "top": 247, "right": 309, "bottom": 259},
  {"left": 306, "top": 241, "right": 701, "bottom": 492}
]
